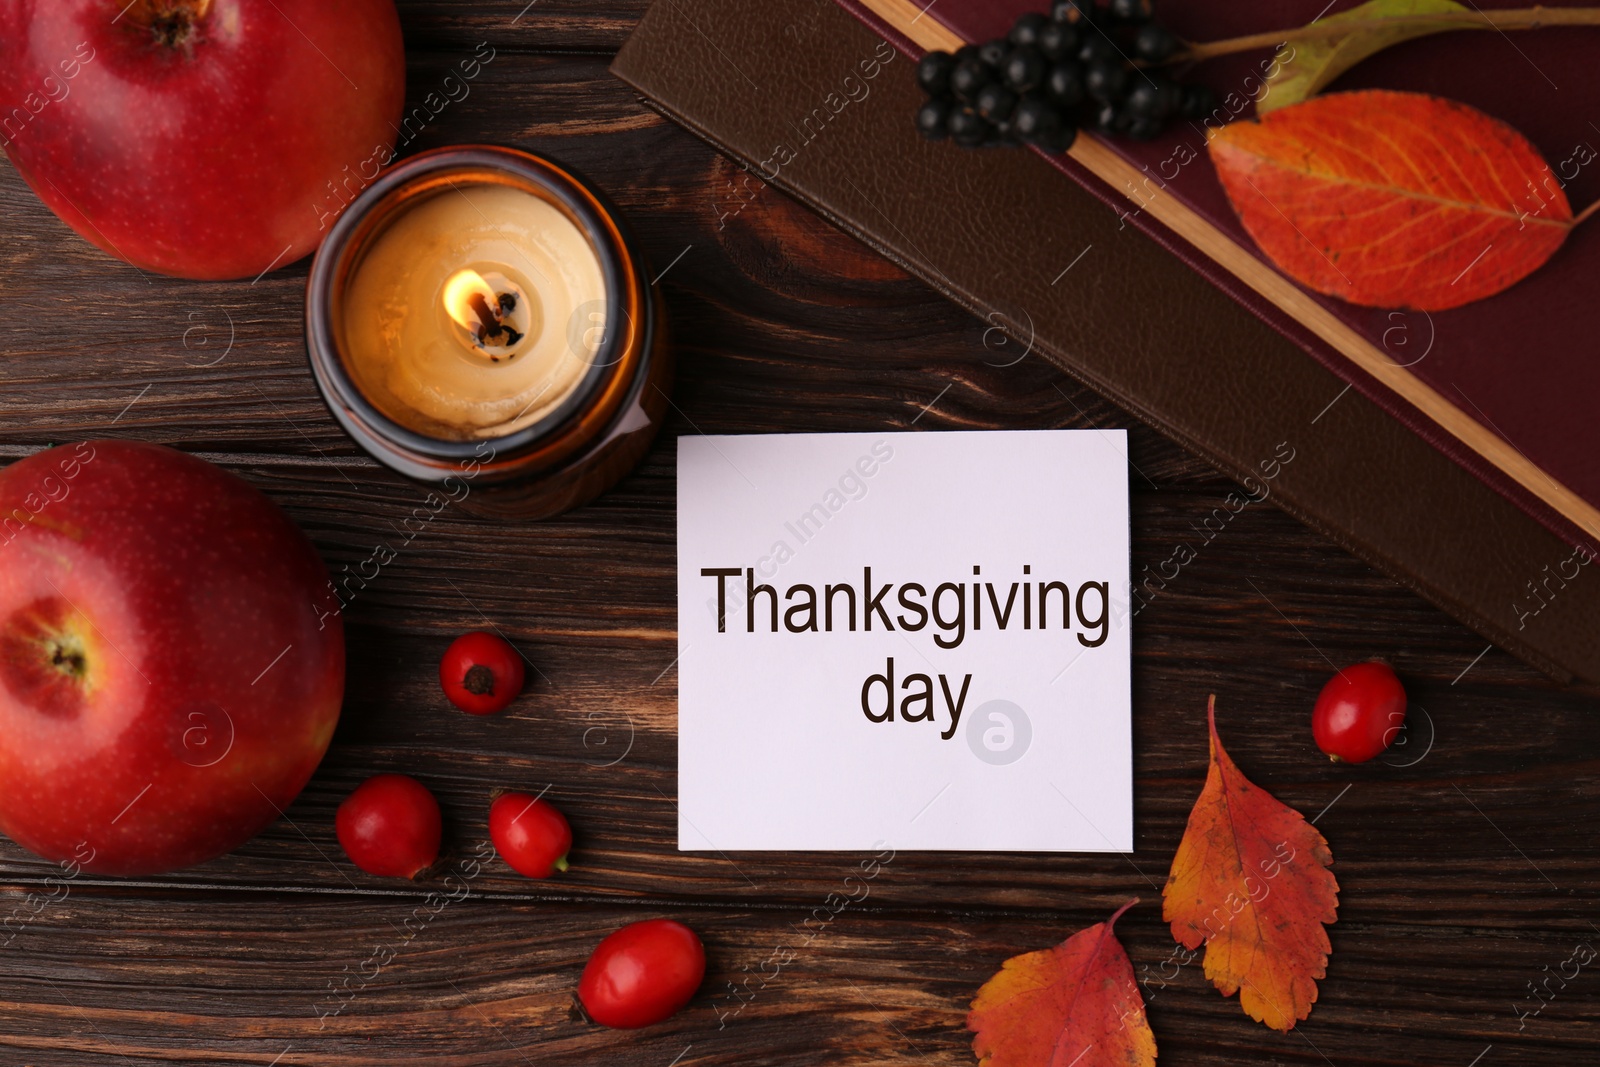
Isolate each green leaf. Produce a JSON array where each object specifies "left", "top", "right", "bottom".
[{"left": 1259, "top": 0, "right": 1470, "bottom": 115}]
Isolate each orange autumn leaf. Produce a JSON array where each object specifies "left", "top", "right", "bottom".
[
  {"left": 968, "top": 899, "right": 1156, "bottom": 1067},
  {"left": 1162, "top": 696, "right": 1338, "bottom": 1031},
  {"left": 1209, "top": 90, "right": 1571, "bottom": 311}
]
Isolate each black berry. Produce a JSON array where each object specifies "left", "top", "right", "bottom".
[
  {"left": 1094, "top": 100, "right": 1127, "bottom": 134},
  {"left": 1086, "top": 61, "right": 1129, "bottom": 100},
  {"left": 1133, "top": 23, "right": 1178, "bottom": 62},
  {"left": 916, "top": 98, "right": 952, "bottom": 140},
  {"left": 1051, "top": 0, "right": 1094, "bottom": 25},
  {"left": 1034, "top": 121, "right": 1078, "bottom": 153},
  {"left": 917, "top": 51, "right": 956, "bottom": 97},
  {"left": 1009, "top": 11, "right": 1049, "bottom": 47},
  {"left": 1124, "top": 77, "right": 1178, "bottom": 119},
  {"left": 1012, "top": 94, "right": 1060, "bottom": 140},
  {"left": 919, "top": 3, "right": 1215, "bottom": 149},
  {"left": 1126, "top": 116, "right": 1165, "bottom": 140},
  {"left": 1037, "top": 22, "right": 1077, "bottom": 61},
  {"left": 1179, "top": 83, "right": 1219, "bottom": 121},
  {"left": 1004, "top": 46, "right": 1047, "bottom": 93},
  {"left": 948, "top": 106, "right": 988, "bottom": 147},
  {"left": 1045, "top": 61, "right": 1086, "bottom": 107},
  {"left": 1077, "top": 32, "right": 1121, "bottom": 65},
  {"left": 950, "top": 57, "right": 992, "bottom": 102},
  {"left": 975, "top": 82, "right": 1018, "bottom": 123}
]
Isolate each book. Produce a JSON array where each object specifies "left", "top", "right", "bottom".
[
  {"left": 612, "top": 0, "right": 1600, "bottom": 684},
  {"left": 840, "top": 0, "right": 1600, "bottom": 567}
]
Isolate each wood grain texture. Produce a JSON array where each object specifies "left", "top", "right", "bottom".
[
  {"left": 395, "top": 0, "right": 652, "bottom": 52},
  {"left": 0, "top": 6, "right": 1596, "bottom": 1065}
]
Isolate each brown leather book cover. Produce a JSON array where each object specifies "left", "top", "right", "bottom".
[{"left": 611, "top": 0, "right": 1600, "bottom": 685}]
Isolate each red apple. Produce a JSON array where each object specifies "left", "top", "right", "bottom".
[
  {"left": 0, "top": 0, "right": 405, "bottom": 280},
  {"left": 0, "top": 441, "right": 344, "bottom": 875}
]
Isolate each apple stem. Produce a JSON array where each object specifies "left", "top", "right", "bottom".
[
  {"left": 123, "top": 0, "right": 214, "bottom": 48},
  {"left": 554, "top": 855, "right": 570, "bottom": 873},
  {"left": 48, "top": 641, "right": 86, "bottom": 677}
]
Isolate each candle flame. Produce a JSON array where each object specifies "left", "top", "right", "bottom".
[
  {"left": 443, "top": 269, "right": 500, "bottom": 340},
  {"left": 442, "top": 269, "right": 527, "bottom": 358}
]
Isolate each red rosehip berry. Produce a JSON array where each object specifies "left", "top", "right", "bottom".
[
  {"left": 578, "top": 919, "right": 706, "bottom": 1029},
  {"left": 336, "top": 774, "right": 442, "bottom": 878},
  {"left": 1312, "top": 661, "right": 1407, "bottom": 763},
  {"left": 440, "top": 630, "right": 526, "bottom": 715},
  {"left": 489, "top": 792, "right": 572, "bottom": 878}
]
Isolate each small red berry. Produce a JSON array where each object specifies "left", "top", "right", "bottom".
[
  {"left": 440, "top": 630, "right": 526, "bottom": 715},
  {"left": 1312, "top": 661, "right": 1407, "bottom": 764},
  {"left": 336, "top": 774, "right": 442, "bottom": 878},
  {"left": 489, "top": 792, "right": 572, "bottom": 878},
  {"left": 578, "top": 919, "right": 706, "bottom": 1029}
]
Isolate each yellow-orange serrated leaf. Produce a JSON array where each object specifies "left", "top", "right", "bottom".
[
  {"left": 968, "top": 899, "right": 1156, "bottom": 1067},
  {"left": 1162, "top": 696, "right": 1339, "bottom": 1031}
]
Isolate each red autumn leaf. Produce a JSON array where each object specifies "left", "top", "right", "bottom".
[
  {"left": 1162, "top": 696, "right": 1339, "bottom": 1031},
  {"left": 1209, "top": 89, "right": 1571, "bottom": 310},
  {"left": 968, "top": 899, "right": 1156, "bottom": 1067}
]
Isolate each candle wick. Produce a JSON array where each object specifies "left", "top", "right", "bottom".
[
  {"left": 466, "top": 292, "right": 499, "bottom": 344},
  {"left": 464, "top": 290, "right": 524, "bottom": 353}
]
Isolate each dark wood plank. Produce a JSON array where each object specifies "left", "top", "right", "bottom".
[
  {"left": 397, "top": 0, "right": 650, "bottom": 54},
  {"left": 0, "top": 18, "right": 1597, "bottom": 1067},
  {"left": 0, "top": 888, "right": 1595, "bottom": 1066}
]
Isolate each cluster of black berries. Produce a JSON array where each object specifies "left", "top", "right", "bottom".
[{"left": 916, "top": 0, "right": 1217, "bottom": 151}]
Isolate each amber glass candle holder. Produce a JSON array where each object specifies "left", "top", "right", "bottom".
[{"left": 305, "top": 145, "right": 670, "bottom": 520}]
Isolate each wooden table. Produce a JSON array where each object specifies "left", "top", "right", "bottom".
[{"left": 1, "top": 3, "right": 1596, "bottom": 1064}]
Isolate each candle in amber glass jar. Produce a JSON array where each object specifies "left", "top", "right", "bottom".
[{"left": 305, "top": 146, "right": 670, "bottom": 520}]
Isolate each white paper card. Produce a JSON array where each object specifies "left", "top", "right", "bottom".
[{"left": 676, "top": 430, "right": 1132, "bottom": 852}]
